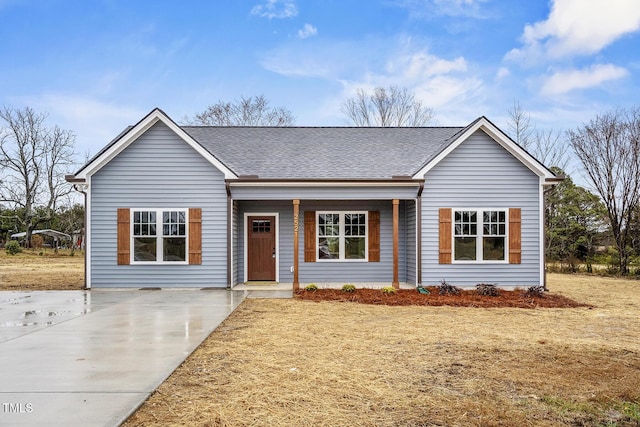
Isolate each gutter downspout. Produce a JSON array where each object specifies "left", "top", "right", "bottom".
[
  {"left": 73, "top": 183, "right": 88, "bottom": 290},
  {"left": 542, "top": 185, "right": 556, "bottom": 292},
  {"left": 226, "top": 182, "right": 232, "bottom": 290},
  {"left": 416, "top": 182, "right": 424, "bottom": 286}
]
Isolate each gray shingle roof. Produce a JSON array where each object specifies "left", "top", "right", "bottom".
[{"left": 183, "top": 126, "right": 465, "bottom": 179}]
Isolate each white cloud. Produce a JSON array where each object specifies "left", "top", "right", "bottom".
[
  {"left": 297, "top": 23, "right": 317, "bottom": 39},
  {"left": 507, "top": 0, "right": 640, "bottom": 62},
  {"left": 260, "top": 37, "right": 485, "bottom": 124},
  {"left": 432, "top": 0, "right": 488, "bottom": 17},
  {"left": 495, "top": 67, "right": 510, "bottom": 80},
  {"left": 396, "top": 0, "right": 489, "bottom": 19},
  {"left": 16, "top": 92, "right": 146, "bottom": 159},
  {"left": 340, "top": 49, "right": 481, "bottom": 112},
  {"left": 251, "top": 0, "right": 297, "bottom": 19},
  {"left": 541, "top": 64, "right": 628, "bottom": 95},
  {"left": 387, "top": 50, "right": 468, "bottom": 78}
]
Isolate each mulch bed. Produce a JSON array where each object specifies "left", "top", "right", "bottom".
[{"left": 294, "top": 287, "right": 589, "bottom": 308}]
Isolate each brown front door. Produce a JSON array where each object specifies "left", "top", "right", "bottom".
[{"left": 247, "top": 216, "right": 276, "bottom": 281}]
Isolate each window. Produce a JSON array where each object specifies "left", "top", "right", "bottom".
[
  {"left": 317, "top": 212, "right": 367, "bottom": 261},
  {"left": 454, "top": 209, "right": 506, "bottom": 262},
  {"left": 132, "top": 209, "right": 187, "bottom": 263}
]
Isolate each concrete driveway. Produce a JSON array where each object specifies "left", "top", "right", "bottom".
[{"left": 0, "top": 289, "right": 246, "bottom": 426}]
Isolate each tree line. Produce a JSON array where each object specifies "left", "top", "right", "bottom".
[{"left": 2, "top": 90, "right": 640, "bottom": 276}]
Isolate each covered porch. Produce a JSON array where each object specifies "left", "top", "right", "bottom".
[{"left": 226, "top": 179, "right": 424, "bottom": 290}]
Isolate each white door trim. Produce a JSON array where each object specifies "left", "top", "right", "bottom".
[{"left": 243, "top": 212, "right": 280, "bottom": 283}]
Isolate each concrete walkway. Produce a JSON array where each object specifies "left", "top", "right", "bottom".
[{"left": 0, "top": 289, "right": 246, "bottom": 426}]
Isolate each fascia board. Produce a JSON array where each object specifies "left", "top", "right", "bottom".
[{"left": 227, "top": 180, "right": 424, "bottom": 188}]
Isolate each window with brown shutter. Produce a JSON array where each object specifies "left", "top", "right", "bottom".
[
  {"left": 441, "top": 207, "right": 522, "bottom": 264},
  {"left": 439, "top": 208, "right": 452, "bottom": 264},
  {"left": 117, "top": 208, "right": 130, "bottom": 265},
  {"left": 509, "top": 208, "right": 521, "bottom": 264},
  {"left": 304, "top": 211, "right": 316, "bottom": 262},
  {"left": 118, "top": 208, "right": 202, "bottom": 265}
]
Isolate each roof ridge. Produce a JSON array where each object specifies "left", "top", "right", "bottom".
[{"left": 181, "top": 125, "right": 465, "bottom": 130}]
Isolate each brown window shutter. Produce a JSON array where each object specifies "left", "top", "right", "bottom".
[
  {"left": 304, "top": 211, "right": 316, "bottom": 262},
  {"left": 117, "top": 208, "right": 130, "bottom": 265},
  {"left": 368, "top": 211, "right": 380, "bottom": 262},
  {"left": 189, "top": 208, "right": 202, "bottom": 265},
  {"left": 439, "top": 208, "right": 452, "bottom": 264},
  {"left": 509, "top": 208, "right": 522, "bottom": 264}
]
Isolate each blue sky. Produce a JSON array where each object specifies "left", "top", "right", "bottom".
[{"left": 1, "top": 0, "right": 640, "bottom": 162}]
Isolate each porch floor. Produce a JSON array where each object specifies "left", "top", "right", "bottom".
[{"left": 233, "top": 282, "right": 416, "bottom": 291}]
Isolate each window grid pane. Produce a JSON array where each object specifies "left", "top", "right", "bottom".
[
  {"left": 318, "top": 214, "right": 340, "bottom": 237},
  {"left": 344, "top": 213, "right": 366, "bottom": 237},
  {"left": 163, "top": 210, "right": 186, "bottom": 237},
  {"left": 455, "top": 211, "right": 477, "bottom": 236},
  {"left": 483, "top": 237, "right": 505, "bottom": 261},
  {"left": 133, "top": 211, "right": 156, "bottom": 237},
  {"left": 163, "top": 237, "right": 186, "bottom": 262},
  {"left": 345, "top": 237, "right": 365, "bottom": 259},
  {"left": 483, "top": 210, "right": 506, "bottom": 236},
  {"left": 252, "top": 220, "right": 271, "bottom": 233},
  {"left": 319, "top": 237, "right": 340, "bottom": 259},
  {"left": 454, "top": 237, "right": 476, "bottom": 260},
  {"left": 133, "top": 237, "right": 157, "bottom": 261}
]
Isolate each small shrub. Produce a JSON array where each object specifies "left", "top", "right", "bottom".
[
  {"left": 476, "top": 283, "right": 500, "bottom": 296},
  {"left": 438, "top": 279, "right": 461, "bottom": 295},
  {"left": 381, "top": 286, "right": 396, "bottom": 295},
  {"left": 341, "top": 284, "right": 356, "bottom": 292},
  {"left": 525, "top": 285, "right": 545, "bottom": 298},
  {"left": 4, "top": 240, "right": 22, "bottom": 255},
  {"left": 304, "top": 283, "right": 318, "bottom": 292}
]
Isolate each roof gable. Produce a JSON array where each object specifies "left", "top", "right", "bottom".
[
  {"left": 73, "top": 108, "right": 237, "bottom": 180},
  {"left": 411, "top": 116, "right": 557, "bottom": 182}
]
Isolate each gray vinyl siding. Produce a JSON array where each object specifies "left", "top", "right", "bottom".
[
  {"left": 421, "top": 130, "right": 541, "bottom": 287},
  {"left": 235, "top": 200, "right": 407, "bottom": 284},
  {"left": 405, "top": 200, "right": 417, "bottom": 285},
  {"left": 90, "top": 122, "right": 228, "bottom": 288}
]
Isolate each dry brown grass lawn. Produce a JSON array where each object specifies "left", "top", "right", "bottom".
[
  {"left": 0, "top": 249, "right": 84, "bottom": 290},
  {"left": 124, "top": 274, "right": 640, "bottom": 427}
]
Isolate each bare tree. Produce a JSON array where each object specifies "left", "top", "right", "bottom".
[
  {"left": 507, "top": 100, "right": 533, "bottom": 148},
  {"left": 569, "top": 107, "right": 640, "bottom": 274},
  {"left": 185, "top": 95, "right": 294, "bottom": 126},
  {"left": 530, "top": 129, "right": 570, "bottom": 172},
  {"left": 341, "top": 86, "right": 434, "bottom": 127},
  {"left": 0, "top": 106, "right": 76, "bottom": 246},
  {"left": 506, "top": 101, "right": 569, "bottom": 171}
]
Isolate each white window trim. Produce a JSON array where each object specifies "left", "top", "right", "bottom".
[
  {"left": 130, "top": 208, "right": 189, "bottom": 265},
  {"left": 316, "top": 211, "right": 368, "bottom": 262},
  {"left": 452, "top": 208, "right": 509, "bottom": 264}
]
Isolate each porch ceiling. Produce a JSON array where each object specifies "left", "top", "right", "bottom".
[{"left": 227, "top": 180, "right": 424, "bottom": 201}]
